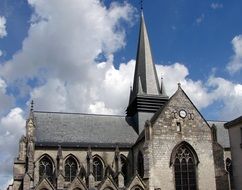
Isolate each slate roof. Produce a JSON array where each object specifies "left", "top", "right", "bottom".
[
  {"left": 33, "top": 111, "right": 138, "bottom": 148},
  {"left": 207, "top": 120, "right": 230, "bottom": 148}
]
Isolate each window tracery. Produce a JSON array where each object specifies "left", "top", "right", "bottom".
[
  {"left": 39, "top": 156, "right": 53, "bottom": 181},
  {"left": 93, "top": 157, "right": 103, "bottom": 181},
  {"left": 65, "top": 156, "right": 78, "bottom": 182},
  {"left": 173, "top": 145, "right": 197, "bottom": 190}
]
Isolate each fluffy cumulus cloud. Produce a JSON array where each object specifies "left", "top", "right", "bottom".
[
  {"left": 0, "top": 16, "right": 7, "bottom": 38},
  {"left": 207, "top": 76, "right": 242, "bottom": 119},
  {"left": 227, "top": 35, "right": 242, "bottom": 74},
  {"left": 156, "top": 63, "right": 213, "bottom": 109},
  {"left": 0, "top": 108, "right": 25, "bottom": 188},
  {"left": 0, "top": 0, "right": 135, "bottom": 82}
]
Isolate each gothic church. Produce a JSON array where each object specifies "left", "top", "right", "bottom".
[{"left": 8, "top": 10, "right": 231, "bottom": 190}]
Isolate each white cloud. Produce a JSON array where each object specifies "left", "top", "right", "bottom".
[
  {"left": 156, "top": 63, "right": 213, "bottom": 109},
  {"left": 227, "top": 35, "right": 242, "bottom": 73},
  {"left": 0, "top": 0, "right": 135, "bottom": 83},
  {"left": 0, "top": 78, "right": 14, "bottom": 114},
  {"left": 196, "top": 14, "right": 205, "bottom": 24},
  {"left": 207, "top": 76, "right": 242, "bottom": 119},
  {"left": 211, "top": 3, "right": 223, "bottom": 9},
  {"left": 0, "top": 16, "right": 7, "bottom": 38},
  {"left": 30, "top": 59, "right": 135, "bottom": 114},
  {"left": 0, "top": 108, "right": 25, "bottom": 181},
  {"left": 0, "top": 50, "right": 3, "bottom": 57}
]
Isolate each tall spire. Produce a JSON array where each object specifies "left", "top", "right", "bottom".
[
  {"left": 132, "top": 11, "right": 160, "bottom": 97},
  {"left": 126, "top": 9, "right": 169, "bottom": 134}
]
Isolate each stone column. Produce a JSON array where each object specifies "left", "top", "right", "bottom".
[
  {"left": 57, "top": 145, "right": 64, "bottom": 190},
  {"left": 87, "top": 146, "right": 95, "bottom": 188}
]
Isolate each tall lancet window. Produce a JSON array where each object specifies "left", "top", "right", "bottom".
[
  {"left": 137, "top": 151, "right": 144, "bottom": 178},
  {"left": 121, "top": 155, "right": 128, "bottom": 184},
  {"left": 39, "top": 156, "right": 53, "bottom": 181},
  {"left": 173, "top": 144, "right": 197, "bottom": 190},
  {"left": 93, "top": 157, "right": 103, "bottom": 181},
  {"left": 65, "top": 156, "right": 78, "bottom": 182}
]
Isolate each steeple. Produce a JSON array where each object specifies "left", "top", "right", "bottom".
[
  {"left": 132, "top": 12, "right": 161, "bottom": 97},
  {"left": 126, "top": 10, "right": 169, "bottom": 134}
]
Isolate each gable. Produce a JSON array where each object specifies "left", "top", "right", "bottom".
[
  {"left": 126, "top": 174, "right": 146, "bottom": 190},
  {"left": 67, "top": 177, "right": 87, "bottom": 190},
  {"left": 150, "top": 85, "right": 211, "bottom": 140},
  {"left": 98, "top": 176, "right": 118, "bottom": 190},
  {"left": 35, "top": 178, "right": 55, "bottom": 190}
]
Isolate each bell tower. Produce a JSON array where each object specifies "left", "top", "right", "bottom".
[{"left": 126, "top": 11, "right": 169, "bottom": 134}]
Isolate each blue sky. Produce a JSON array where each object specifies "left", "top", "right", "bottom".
[{"left": 0, "top": 0, "right": 242, "bottom": 188}]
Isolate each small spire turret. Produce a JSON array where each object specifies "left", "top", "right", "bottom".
[
  {"left": 29, "top": 100, "right": 34, "bottom": 120},
  {"left": 160, "top": 76, "right": 167, "bottom": 96}
]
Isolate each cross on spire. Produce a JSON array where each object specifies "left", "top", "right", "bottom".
[{"left": 140, "top": 0, "right": 143, "bottom": 10}]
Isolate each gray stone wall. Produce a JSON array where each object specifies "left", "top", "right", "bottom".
[
  {"left": 145, "top": 87, "right": 217, "bottom": 190},
  {"left": 213, "top": 142, "right": 229, "bottom": 190}
]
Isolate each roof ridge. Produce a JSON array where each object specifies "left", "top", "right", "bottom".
[
  {"left": 33, "top": 110, "right": 126, "bottom": 117},
  {"left": 207, "top": 120, "right": 228, "bottom": 122}
]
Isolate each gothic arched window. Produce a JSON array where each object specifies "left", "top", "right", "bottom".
[
  {"left": 93, "top": 157, "right": 103, "bottom": 181},
  {"left": 121, "top": 155, "right": 128, "bottom": 184},
  {"left": 173, "top": 144, "right": 197, "bottom": 190},
  {"left": 65, "top": 156, "right": 78, "bottom": 182},
  {"left": 39, "top": 156, "right": 53, "bottom": 181},
  {"left": 137, "top": 151, "right": 144, "bottom": 178}
]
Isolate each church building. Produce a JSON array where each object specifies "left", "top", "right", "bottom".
[{"left": 8, "top": 10, "right": 231, "bottom": 190}]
